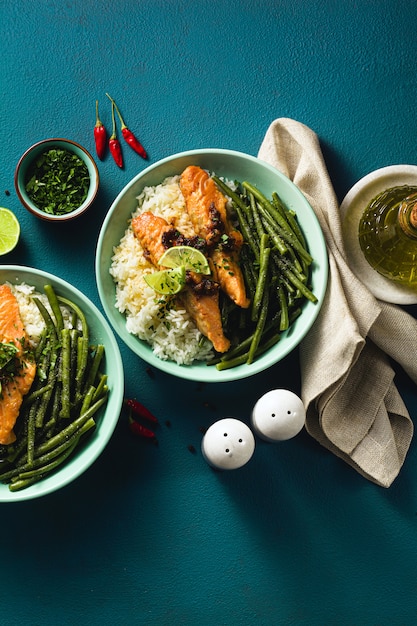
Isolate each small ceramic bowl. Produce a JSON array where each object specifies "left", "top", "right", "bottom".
[
  {"left": 14, "top": 138, "right": 99, "bottom": 222},
  {"left": 0, "top": 265, "right": 124, "bottom": 502}
]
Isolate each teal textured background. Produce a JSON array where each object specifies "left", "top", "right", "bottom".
[{"left": 1, "top": 1, "right": 417, "bottom": 624}]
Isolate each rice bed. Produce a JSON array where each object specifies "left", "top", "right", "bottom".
[{"left": 110, "top": 176, "right": 214, "bottom": 365}]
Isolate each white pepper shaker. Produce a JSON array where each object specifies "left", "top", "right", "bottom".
[
  {"left": 201, "top": 418, "right": 255, "bottom": 470},
  {"left": 251, "top": 389, "right": 305, "bottom": 442}
]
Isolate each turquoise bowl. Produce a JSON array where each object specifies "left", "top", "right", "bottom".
[
  {"left": 14, "top": 138, "right": 99, "bottom": 222},
  {"left": 0, "top": 266, "right": 124, "bottom": 502},
  {"left": 96, "top": 149, "right": 328, "bottom": 383}
]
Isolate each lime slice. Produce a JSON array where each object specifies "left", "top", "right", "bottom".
[
  {"left": 158, "top": 245, "right": 210, "bottom": 274},
  {"left": 144, "top": 266, "right": 186, "bottom": 295},
  {"left": 0, "top": 208, "right": 20, "bottom": 255}
]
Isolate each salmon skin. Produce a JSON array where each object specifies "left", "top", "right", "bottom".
[
  {"left": 0, "top": 284, "right": 36, "bottom": 445},
  {"left": 180, "top": 166, "right": 250, "bottom": 309},
  {"left": 132, "top": 211, "right": 230, "bottom": 353}
]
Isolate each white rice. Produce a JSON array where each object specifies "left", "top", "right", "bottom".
[
  {"left": 8, "top": 283, "right": 74, "bottom": 347},
  {"left": 110, "top": 175, "right": 214, "bottom": 365}
]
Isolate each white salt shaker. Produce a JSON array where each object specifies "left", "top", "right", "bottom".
[
  {"left": 201, "top": 418, "right": 255, "bottom": 470},
  {"left": 251, "top": 389, "right": 305, "bottom": 442}
]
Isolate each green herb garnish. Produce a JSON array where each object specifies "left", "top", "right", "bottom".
[
  {"left": 25, "top": 148, "right": 90, "bottom": 215},
  {"left": 0, "top": 341, "right": 19, "bottom": 396}
]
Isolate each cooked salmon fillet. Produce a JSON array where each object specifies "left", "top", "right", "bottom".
[
  {"left": 180, "top": 165, "right": 228, "bottom": 246},
  {"left": 132, "top": 211, "right": 230, "bottom": 353},
  {"left": 211, "top": 245, "right": 250, "bottom": 309},
  {"left": 178, "top": 288, "right": 230, "bottom": 353},
  {"left": 0, "top": 284, "right": 36, "bottom": 445},
  {"left": 180, "top": 166, "right": 250, "bottom": 309},
  {"left": 131, "top": 212, "right": 173, "bottom": 266}
]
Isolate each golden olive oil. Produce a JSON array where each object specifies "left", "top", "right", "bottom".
[{"left": 358, "top": 185, "right": 417, "bottom": 288}]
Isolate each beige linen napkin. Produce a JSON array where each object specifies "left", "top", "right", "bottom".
[{"left": 258, "top": 118, "right": 417, "bottom": 487}]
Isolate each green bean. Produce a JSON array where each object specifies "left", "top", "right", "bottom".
[
  {"left": 212, "top": 176, "right": 248, "bottom": 213},
  {"left": 26, "top": 402, "right": 37, "bottom": 466},
  {"left": 245, "top": 181, "right": 313, "bottom": 265},
  {"left": 251, "top": 244, "right": 271, "bottom": 322},
  {"left": 239, "top": 245, "right": 257, "bottom": 299},
  {"left": 75, "top": 335, "right": 89, "bottom": 400},
  {"left": 216, "top": 330, "right": 281, "bottom": 371},
  {"left": 242, "top": 180, "right": 295, "bottom": 236},
  {"left": 17, "top": 437, "right": 80, "bottom": 481},
  {"left": 34, "top": 398, "right": 105, "bottom": 458},
  {"left": 247, "top": 286, "right": 269, "bottom": 364},
  {"left": 233, "top": 201, "right": 259, "bottom": 261},
  {"left": 33, "top": 297, "right": 58, "bottom": 341},
  {"left": 93, "top": 375, "right": 108, "bottom": 403},
  {"left": 70, "top": 328, "right": 80, "bottom": 381},
  {"left": 83, "top": 344, "right": 105, "bottom": 392},
  {"left": 271, "top": 191, "right": 288, "bottom": 221},
  {"left": 8, "top": 474, "right": 48, "bottom": 492},
  {"left": 59, "top": 328, "right": 71, "bottom": 419},
  {"left": 278, "top": 283, "right": 289, "bottom": 331},
  {"left": 279, "top": 260, "right": 317, "bottom": 303},
  {"left": 57, "top": 295, "right": 88, "bottom": 339},
  {"left": 258, "top": 201, "right": 312, "bottom": 265},
  {"left": 249, "top": 192, "right": 265, "bottom": 243},
  {"left": 44, "top": 284, "right": 64, "bottom": 333},
  {"left": 258, "top": 207, "right": 288, "bottom": 255},
  {"left": 35, "top": 347, "right": 59, "bottom": 428},
  {"left": 21, "top": 382, "right": 53, "bottom": 408},
  {"left": 34, "top": 329, "right": 48, "bottom": 361},
  {"left": 80, "top": 385, "right": 95, "bottom": 415}
]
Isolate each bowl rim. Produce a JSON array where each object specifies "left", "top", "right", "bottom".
[
  {"left": 0, "top": 264, "right": 124, "bottom": 502},
  {"left": 14, "top": 137, "right": 99, "bottom": 222},
  {"left": 96, "top": 148, "right": 328, "bottom": 383}
]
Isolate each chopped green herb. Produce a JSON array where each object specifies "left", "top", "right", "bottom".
[
  {"left": 0, "top": 341, "right": 19, "bottom": 396},
  {"left": 25, "top": 148, "right": 90, "bottom": 215}
]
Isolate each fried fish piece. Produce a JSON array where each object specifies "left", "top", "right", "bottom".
[
  {"left": 180, "top": 166, "right": 250, "bottom": 309},
  {"left": 131, "top": 212, "right": 172, "bottom": 267},
  {"left": 132, "top": 211, "right": 230, "bottom": 353},
  {"left": 0, "top": 284, "right": 36, "bottom": 445}
]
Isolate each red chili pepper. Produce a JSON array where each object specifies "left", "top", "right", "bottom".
[
  {"left": 128, "top": 416, "right": 157, "bottom": 441},
  {"left": 94, "top": 100, "right": 107, "bottom": 160},
  {"left": 109, "top": 101, "right": 123, "bottom": 168},
  {"left": 106, "top": 93, "right": 148, "bottom": 160},
  {"left": 125, "top": 398, "right": 159, "bottom": 424}
]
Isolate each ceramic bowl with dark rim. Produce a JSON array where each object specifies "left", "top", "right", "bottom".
[
  {"left": 14, "top": 138, "right": 99, "bottom": 222},
  {"left": 0, "top": 265, "right": 124, "bottom": 502},
  {"left": 95, "top": 149, "right": 328, "bottom": 383}
]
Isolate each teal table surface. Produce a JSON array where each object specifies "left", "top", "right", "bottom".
[{"left": 1, "top": 2, "right": 417, "bottom": 625}]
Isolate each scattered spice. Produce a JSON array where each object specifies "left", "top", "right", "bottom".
[
  {"left": 94, "top": 100, "right": 107, "bottom": 160},
  {"left": 187, "top": 444, "right": 197, "bottom": 454},
  {"left": 165, "top": 420, "right": 171, "bottom": 428},
  {"left": 108, "top": 101, "right": 123, "bottom": 168},
  {"left": 4, "top": 190, "right": 10, "bottom": 196},
  {"left": 25, "top": 148, "right": 89, "bottom": 215},
  {"left": 146, "top": 367, "right": 155, "bottom": 379},
  {"left": 106, "top": 93, "right": 147, "bottom": 159}
]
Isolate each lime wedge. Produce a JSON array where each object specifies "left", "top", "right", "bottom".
[
  {"left": 0, "top": 208, "right": 20, "bottom": 255},
  {"left": 144, "top": 266, "right": 186, "bottom": 295},
  {"left": 158, "top": 245, "right": 210, "bottom": 274}
]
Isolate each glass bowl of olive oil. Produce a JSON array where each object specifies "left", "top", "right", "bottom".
[
  {"left": 340, "top": 164, "right": 417, "bottom": 304},
  {"left": 14, "top": 138, "right": 99, "bottom": 222}
]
